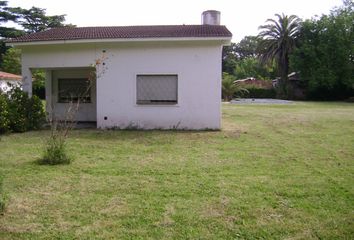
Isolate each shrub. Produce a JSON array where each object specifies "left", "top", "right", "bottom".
[
  {"left": 222, "top": 73, "right": 249, "bottom": 101},
  {"left": 7, "top": 87, "right": 28, "bottom": 132},
  {"left": 39, "top": 135, "right": 71, "bottom": 165},
  {"left": 32, "top": 80, "right": 45, "bottom": 100},
  {"left": 245, "top": 87, "right": 276, "bottom": 99},
  {"left": 0, "top": 94, "right": 9, "bottom": 134},
  {"left": 27, "top": 95, "right": 46, "bottom": 130},
  {"left": 6, "top": 87, "right": 46, "bottom": 133}
]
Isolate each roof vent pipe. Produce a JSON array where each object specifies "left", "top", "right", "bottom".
[{"left": 202, "top": 10, "right": 220, "bottom": 25}]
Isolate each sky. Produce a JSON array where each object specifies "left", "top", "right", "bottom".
[{"left": 6, "top": 0, "right": 344, "bottom": 42}]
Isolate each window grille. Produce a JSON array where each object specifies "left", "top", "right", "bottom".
[
  {"left": 58, "top": 78, "right": 91, "bottom": 103},
  {"left": 136, "top": 75, "right": 178, "bottom": 104}
]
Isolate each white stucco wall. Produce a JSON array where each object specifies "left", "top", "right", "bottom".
[{"left": 19, "top": 40, "right": 223, "bottom": 129}]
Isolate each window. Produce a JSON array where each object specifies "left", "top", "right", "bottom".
[
  {"left": 136, "top": 75, "right": 178, "bottom": 105},
  {"left": 58, "top": 78, "right": 91, "bottom": 103}
]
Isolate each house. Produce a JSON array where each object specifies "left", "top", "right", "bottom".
[
  {"left": 6, "top": 10, "right": 232, "bottom": 129},
  {"left": 0, "top": 71, "right": 22, "bottom": 93}
]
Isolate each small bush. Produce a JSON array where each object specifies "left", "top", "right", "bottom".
[
  {"left": 0, "top": 94, "right": 9, "bottom": 134},
  {"left": 3, "top": 87, "right": 46, "bottom": 133},
  {"left": 39, "top": 136, "right": 71, "bottom": 165},
  {"left": 0, "top": 176, "right": 5, "bottom": 214},
  {"left": 27, "top": 95, "right": 46, "bottom": 130},
  {"left": 7, "top": 87, "right": 28, "bottom": 132}
]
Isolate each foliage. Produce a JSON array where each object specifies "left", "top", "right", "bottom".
[
  {"left": 258, "top": 13, "right": 301, "bottom": 98},
  {"left": 234, "top": 57, "right": 276, "bottom": 80},
  {"left": 222, "top": 36, "right": 261, "bottom": 75},
  {"left": 0, "top": 1, "right": 72, "bottom": 68},
  {"left": 244, "top": 86, "right": 276, "bottom": 98},
  {"left": 39, "top": 134, "right": 70, "bottom": 165},
  {"left": 27, "top": 95, "right": 46, "bottom": 130},
  {"left": 0, "top": 1, "right": 23, "bottom": 65},
  {"left": 0, "top": 1, "right": 24, "bottom": 38},
  {"left": 223, "top": 36, "right": 277, "bottom": 81},
  {"left": 8, "top": 6, "right": 69, "bottom": 34},
  {"left": 291, "top": 1, "right": 354, "bottom": 100},
  {"left": 222, "top": 42, "right": 238, "bottom": 74},
  {"left": 235, "top": 36, "right": 260, "bottom": 60},
  {"left": 32, "top": 70, "right": 46, "bottom": 99},
  {"left": 1, "top": 46, "right": 46, "bottom": 99},
  {"left": 0, "top": 93, "right": 9, "bottom": 133},
  {"left": 7, "top": 87, "right": 28, "bottom": 132},
  {"left": 222, "top": 73, "right": 249, "bottom": 101},
  {"left": 1, "top": 47, "right": 20, "bottom": 74},
  {"left": 1, "top": 87, "right": 46, "bottom": 133}
]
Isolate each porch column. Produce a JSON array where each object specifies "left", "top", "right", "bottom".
[
  {"left": 21, "top": 66, "right": 32, "bottom": 97},
  {"left": 45, "top": 70, "right": 52, "bottom": 113}
]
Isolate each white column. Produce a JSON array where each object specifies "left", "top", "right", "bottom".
[
  {"left": 45, "top": 70, "right": 52, "bottom": 114},
  {"left": 21, "top": 66, "right": 32, "bottom": 97}
]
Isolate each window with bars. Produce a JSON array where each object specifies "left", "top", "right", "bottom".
[
  {"left": 136, "top": 75, "right": 178, "bottom": 105},
  {"left": 58, "top": 78, "right": 91, "bottom": 103}
]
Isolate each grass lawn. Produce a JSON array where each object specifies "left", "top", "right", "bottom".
[{"left": 0, "top": 102, "right": 353, "bottom": 239}]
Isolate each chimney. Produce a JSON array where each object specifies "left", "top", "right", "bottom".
[{"left": 202, "top": 10, "right": 221, "bottom": 25}]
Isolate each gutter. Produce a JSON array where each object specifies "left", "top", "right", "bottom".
[{"left": 6, "top": 37, "right": 232, "bottom": 47}]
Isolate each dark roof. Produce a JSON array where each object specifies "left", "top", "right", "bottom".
[{"left": 8, "top": 25, "right": 232, "bottom": 43}]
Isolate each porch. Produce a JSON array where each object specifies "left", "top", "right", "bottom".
[{"left": 26, "top": 67, "right": 97, "bottom": 123}]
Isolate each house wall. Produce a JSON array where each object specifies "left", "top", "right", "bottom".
[{"left": 20, "top": 41, "right": 223, "bottom": 129}]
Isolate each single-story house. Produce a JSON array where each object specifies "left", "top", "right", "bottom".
[
  {"left": 0, "top": 71, "right": 22, "bottom": 93},
  {"left": 6, "top": 10, "right": 232, "bottom": 129}
]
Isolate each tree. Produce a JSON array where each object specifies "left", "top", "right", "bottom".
[
  {"left": 1, "top": 47, "right": 20, "bottom": 74},
  {"left": 222, "top": 73, "right": 249, "bottom": 101},
  {"left": 9, "top": 6, "right": 68, "bottom": 33},
  {"left": 291, "top": 0, "right": 354, "bottom": 99},
  {"left": 0, "top": 1, "right": 23, "bottom": 65},
  {"left": 222, "top": 42, "right": 238, "bottom": 74},
  {"left": 233, "top": 57, "right": 276, "bottom": 80},
  {"left": 235, "top": 36, "right": 260, "bottom": 60},
  {"left": 0, "top": 1, "right": 23, "bottom": 38},
  {"left": 258, "top": 13, "right": 301, "bottom": 98},
  {"left": 0, "top": 2, "right": 72, "bottom": 68}
]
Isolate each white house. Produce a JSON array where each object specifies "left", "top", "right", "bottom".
[
  {"left": 0, "top": 71, "right": 22, "bottom": 93},
  {"left": 7, "top": 10, "right": 232, "bottom": 129}
]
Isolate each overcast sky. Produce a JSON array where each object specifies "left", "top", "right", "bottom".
[{"left": 7, "top": 0, "right": 343, "bottom": 41}]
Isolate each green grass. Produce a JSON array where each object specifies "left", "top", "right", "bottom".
[{"left": 0, "top": 102, "right": 353, "bottom": 239}]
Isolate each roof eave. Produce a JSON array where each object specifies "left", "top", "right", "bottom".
[{"left": 6, "top": 36, "right": 232, "bottom": 47}]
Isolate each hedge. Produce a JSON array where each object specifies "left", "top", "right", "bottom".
[{"left": 245, "top": 87, "right": 276, "bottom": 99}]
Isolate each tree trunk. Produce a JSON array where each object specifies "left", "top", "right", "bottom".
[{"left": 276, "top": 54, "right": 289, "bottom": 99}]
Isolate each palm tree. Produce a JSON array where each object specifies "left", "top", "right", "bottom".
[
  {"left": 222, "top": 73, "right": 249, "bottom": 101},
  {"left": 258, "top": 13, "right": 301, "bottom": 98}
]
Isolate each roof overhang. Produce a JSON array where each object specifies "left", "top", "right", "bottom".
[{"left": 6, "top": 36, "right": 232, "bottom": 47}]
